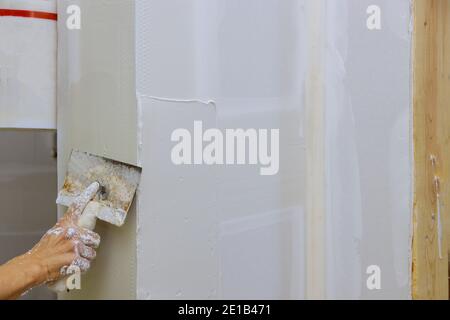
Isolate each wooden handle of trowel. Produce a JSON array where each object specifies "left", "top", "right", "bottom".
[{"left": 48, "top": 202, "right": 99, "bottom": 293}]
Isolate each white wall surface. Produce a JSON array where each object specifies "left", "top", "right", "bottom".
[
  {"left": 54, "top": 0, "right": 413, "bottom": 299},
  {"left": 324, "top": 0, "right": 412, "bottom": 299},
  {"left": 135, "top": 0, "right": 413, "bottom": 299},
  {"left": 0, "top": 0, "right": 57, "bottom": 129},
  {"left": 135, "top": 0, "right": 306, "bottom": 299}
]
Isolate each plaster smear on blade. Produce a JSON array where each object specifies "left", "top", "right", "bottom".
[
  {"left": 71, "top": 181, "right": 100, "bottom": 211},
  {"left": 57, "top": 151, "right": 141, "bottom": 226}
]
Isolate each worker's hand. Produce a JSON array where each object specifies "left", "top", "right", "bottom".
[{"left": 24, "top": 182, "right": 101, "bottom": 285}]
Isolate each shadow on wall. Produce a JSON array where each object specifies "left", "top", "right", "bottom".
[{"left": 0, "top": 130, "right": 57, "bottom": 300}]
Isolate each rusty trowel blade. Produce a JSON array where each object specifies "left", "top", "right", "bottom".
[{"left": 57, "top": 150, "right": 141, "bottom": 227}]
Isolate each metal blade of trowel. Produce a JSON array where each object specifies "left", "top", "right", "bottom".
[{"left": 57, "top": 150, "right": 142, "bottom": 227}]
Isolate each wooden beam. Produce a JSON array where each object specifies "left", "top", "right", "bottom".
[{"left": 412, "top": 0, "right": 450, "bottom": 300}]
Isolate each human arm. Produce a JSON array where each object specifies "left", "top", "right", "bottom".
[{"left": 0, "top": 182, "right": 101, "bottom": 300}]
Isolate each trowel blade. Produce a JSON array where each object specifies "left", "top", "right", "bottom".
[{"left": 57, "top": 150, "right": 141, "bottom": 227}]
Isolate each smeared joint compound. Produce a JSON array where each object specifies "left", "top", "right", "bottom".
[
  {"left": 142, "top": 95, "right": 216, "bottom": 108},
  {"left": 430, "top": 155, "right": 443, "bottom": 260},
  {"left": 430, "top": 154, "right": 437, "bottom": 168},
  {"left": 434, "top": 176, "right": 443, "bottom": 260}
]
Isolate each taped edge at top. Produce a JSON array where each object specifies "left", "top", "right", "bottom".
[{"left": 0, "top": 0, "right": 57, "bottom": 20}]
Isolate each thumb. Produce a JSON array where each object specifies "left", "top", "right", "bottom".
[{"left": 69, "top": 182, "right": 100, "bottom": 218}]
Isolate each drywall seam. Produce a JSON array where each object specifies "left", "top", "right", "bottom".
[
  {"left": 136, "top": 92, "right": 217, "bottom": 166},
  {"left": 135, "top": 92, "right": 143, "bottom": 298},
  {"left": 407, "top": 0, "right": 414, "bottom": 300},
  {"left": 139, "top": 94, "right": 216, "bottom": 108},
  {"left": 383, "top": 0, "right": 414, "bottom": 298},
  {"left": 136, "top": 94, "right": 144, "bottom": 167},
  {"left": 305, "top": 0, "right": 326, "bottom": 299}
]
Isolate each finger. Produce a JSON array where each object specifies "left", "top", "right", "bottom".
[
  {"left": 79, "top": 229, "right": 101, "bottom": 248},
  {"left": 71, "top": 257, "right": 91, "bottom": 273},
  {"left": 77, "top": 243, "right": 96, "bottom": 260},
  {"left": 69, "top": 182, "right": 100, "bottom": 217}
]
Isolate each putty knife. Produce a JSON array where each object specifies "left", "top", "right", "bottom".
[
  {"left": 57, "top": 150, "right": 141, "bottom": 227},
  {"left": 49, "top": 150, "right": 141, "bottom": 292}
]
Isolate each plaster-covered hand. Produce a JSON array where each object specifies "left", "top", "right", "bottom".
[
  {"left": 44, "top": 181, "right": 101, "bottom": 280},
  {"left": 0, "top": 182, "right": 101, "bottom": 300},
  {"left": 29, "top": 220, "right": 99, "bottom": 283}
]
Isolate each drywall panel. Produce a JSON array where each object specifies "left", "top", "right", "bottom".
[
  {"left": 136, "top": 0, "right": 306, "bottom": 299},
  {"left": 55, "top": 0, "right": 413, "bottom": 300},
  {"left": 324, "top": 0, "right": 412, "bottom": 299},
  {"left": 137, "top": 98, "right": 219, "bottom": 299},
  {"left": 57, "top": 0, "right": 137, "bottom": 299},
  {"left": 0, "top": 0, "right": 56, "bottom": 129}
]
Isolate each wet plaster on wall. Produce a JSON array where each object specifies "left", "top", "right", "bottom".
[
  {"left": 136, "top": 97, "right": 219, "bottom": 299},
  {"left": 55, "top": 0, "right": 413, "bottom": 299},
  {"left": 135, "top": 0, "right": 306, "bottom": 299},
  {"left": 324, "top": 0, "right": 413, "bottom": 299},
  {"left": 135, "top": 0, "right": 412, "bottom": 299}
]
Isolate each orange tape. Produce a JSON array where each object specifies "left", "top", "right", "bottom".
[{"left": 0, "top": 9, "right": 57, "bottom": 21}]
